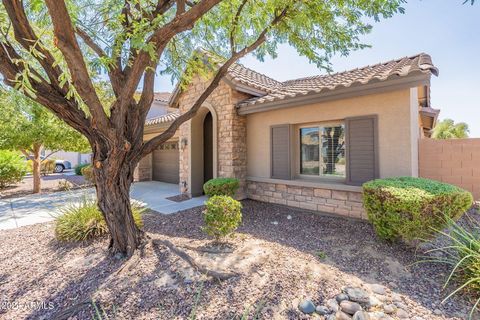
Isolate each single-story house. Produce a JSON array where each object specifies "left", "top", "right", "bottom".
[{"left": 135, "top": 53, "right": 440, "bottom": 219}]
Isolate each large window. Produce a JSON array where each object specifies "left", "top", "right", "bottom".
[{"left": 300, "top": 124, "right": 346, "bottom": 178}]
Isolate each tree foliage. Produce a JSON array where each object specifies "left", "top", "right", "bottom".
[
  {"left": 0, "top": 0, "right": 407, "bottom": 255},
  {"left": 432, "top": 118, "right": 470, "bottom": 139},
  {"left": 0, "top": 88, "right": 90, "bottom": 154},
  {"left": 0, "top": 88, "right": 90, "bottom": 192},
  {"left": 0, "top": 150, "right": 27, "bottom": 188}
]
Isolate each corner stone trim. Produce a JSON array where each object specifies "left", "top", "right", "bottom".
[{"left": 246, "top": 181, "right": 366, "bottom": 219}]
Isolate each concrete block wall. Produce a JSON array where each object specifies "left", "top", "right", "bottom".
[{"left": 419, "top": 138, "right": 480, "bottom": 199}]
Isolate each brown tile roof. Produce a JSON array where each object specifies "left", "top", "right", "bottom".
[
  {"left": 420, "top": 106, "right": 440, "bottom": 116},
  {"left": 226, "top": 64, "right": 282, "bottom": 93},
  {"left": 145, "top": 111, "right": 179, "bottom": 126},
  {"left": 236, "top": 53, "right": 438, "bottom": 108},
  {"left": 153, "top": 92, "right": 172, "bottom": 103}
]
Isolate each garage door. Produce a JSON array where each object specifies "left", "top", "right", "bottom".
[{"left": 152, "top": 142, "right": 179, "bottom": 184}]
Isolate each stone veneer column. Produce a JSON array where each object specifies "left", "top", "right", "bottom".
[
  {"left": 179, "top": 119, "right": 190, "bottom": 193},
  {"left": 217, "top": 90, "right": 248, "bottom": 198},
  {"left": 177, "top": 76, "right": 249, "bottom": 197}
]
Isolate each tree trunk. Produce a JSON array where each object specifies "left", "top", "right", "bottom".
[
  {"left": 93, "top": 146, "right": 144, "bottom": 257},
  {"left": 32, "top": 145, "right": 42, "bottom": 194}
]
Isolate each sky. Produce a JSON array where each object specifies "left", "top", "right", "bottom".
[{"left": 154, "top": 0, "right": 480, "bottom": 137}]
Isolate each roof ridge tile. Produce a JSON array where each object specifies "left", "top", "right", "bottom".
[{"left": 236, "top": 53, "right": 438, "bottom": 109}]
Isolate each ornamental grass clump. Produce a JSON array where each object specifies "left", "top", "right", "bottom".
[
  {"left": 81, "top": 165, "right": 94, "bottom": 184},
  {"left": 424, "top": 213, "right": 480, "bottom": 319},
  {"left": 363, "top": 177, "right": 473, "bottom": 242},
  {"left": 55, "top": 198, "right": 144, "bottom": 242},
  {"left": 203, "top": 195, "right": 242, "bottom": 241},
  {"left": 26, "top": 158, "right": 55, "bottom": 175},
  {"left": 203, "top": 178, "right": 240, "bottom": 197}
]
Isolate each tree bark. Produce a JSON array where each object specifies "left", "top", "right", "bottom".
[
  {"left": 93, "top": 144, "right": 144, "bottom": 257},
  {"left": 32, "top": 144, "right": 42, "bottom": 194}
]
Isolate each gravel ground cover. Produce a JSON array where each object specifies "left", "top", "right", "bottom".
[{"left": 0, "top": 200, "right": 476, "bottom": 319}]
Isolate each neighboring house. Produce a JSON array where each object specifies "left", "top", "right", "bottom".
[
  {"left": 135, "top": 53, "right": 440, "bottom": 219},
  {"left": 43, "top": 150, "right": 91, "bottom": 168},
  {"left": 145, "top": 92, "right": 177, "bottom": 119}
]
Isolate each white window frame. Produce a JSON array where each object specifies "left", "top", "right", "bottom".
[{"left": 297, "top": 121, "right": 346, "bottom": 181}]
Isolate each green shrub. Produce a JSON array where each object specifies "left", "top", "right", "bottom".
[
  {"left": 363, "top": 177, "right": 473, "bottom": 242},
  {"left": 55, "top": 198, "right": 144, "bottom": 242},
  {"left": 203, "top": 178, "right": 240, "bottom": 197},
  {"left": 203, "top": 195, "right": 242, "bottom": 241},
  {"left": 0, "top": 150, "right": 27, "bottom": 188},
  {"left": 81, "top": 165, "right": 94, "bottom": 184},
  {"left": 75, "top": 163, "right": 90, "bottom": 175},
  {"left": 424, "top": 214, "right": 480, "bottom": 319}
]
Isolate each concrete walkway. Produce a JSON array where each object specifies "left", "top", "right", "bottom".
[
  {"left": 0, "top": 181, "right": 206, "bottom": 230},
  {"left": 130, "top": 181, "right": 207, "bottom": 214}
]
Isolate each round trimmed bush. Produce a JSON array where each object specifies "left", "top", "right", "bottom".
[
  {"left": 55, "top": 198, "right": 144, "bottom": 242},
  {"left": 0, "top": 150, "right": 27, "bottom": 188},
  {"left": 203, "top": 195, "right": 242, "bottom": 241},
  {"left": 363, "top": 177, "right": 473, "bottom": 242},
  {"left": 74, "top": 163, "right": 90, "bottom": 175},
  {"left": 203, "top": 178, "right": 240, "bottom": 197}
]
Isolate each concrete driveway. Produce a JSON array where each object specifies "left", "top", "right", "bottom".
[{"left": 0, "top": 181, "right": 206, "bottom": 230}]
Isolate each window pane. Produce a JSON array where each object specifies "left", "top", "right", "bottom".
[
  {"left": 300, "top": 127, "right": 319, "bottom": 175},
  {"left": 320, "top": 125, "right": 346, "bottom": 177}
]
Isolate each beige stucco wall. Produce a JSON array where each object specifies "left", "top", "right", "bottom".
[
  {"left": 143, "top": 130, "right": 179, "bottom": 141},
  {"left": 134, "top": 128, "right": 179, "bottom": 182},
  {"left": 246, "top": 88, "right": 417, "bottom": 179}
]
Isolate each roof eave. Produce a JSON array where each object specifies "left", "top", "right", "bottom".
[
  {"left": 144, "top": 120, "right": 175, "bottom": 132},
  {"left": 237, "top": 73, "right": 432, "bottom": 115},
  {"left": 223, "top": 76, "right": 267, "bottom": 96}
]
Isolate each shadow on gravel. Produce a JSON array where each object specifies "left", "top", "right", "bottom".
[
  {"left": 2, "top": 199, "right": 473, "bottom": 319},
  {"left": 143, "top": 199, "right": 471, "bottom": 318},
  {"left": 24, "top": 251, "right": 122, "bottom": 320}
]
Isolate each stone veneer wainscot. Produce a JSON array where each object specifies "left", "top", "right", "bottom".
[{"left": 246, "top": 179, "right": 366, "bottom": 219}]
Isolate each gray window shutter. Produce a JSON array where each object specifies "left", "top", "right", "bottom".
[
  {"left": 345, "top": 115, "right": 379, "bottom": 185},
  {"left": 271, "top": 124, "right": 291, "bottom": 179}
]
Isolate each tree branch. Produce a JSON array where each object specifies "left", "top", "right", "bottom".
[
  {"left": 177, "top": 0, "right": 186, "bottom": 16},
  {"left": 75, "top": 26, "right": 126, "bottom": 97},
  {"left": 139, "top": 7, "right": 289, "bottom": 157},
  {"left": 114, "top": 0, "right": 222, "bottom": 123},
  {"left": 19, "top": 149, "right": 30, "bottom": 158},
  {"left": 0, "top": 40, "right": 92, "bottom": 137},
  {"left": 45, "top": 0, "right": 110, "bottom": 131},
  {"left": 75, "top": 27, "right": 107, "bottom": 58},
  {"left": 229, "top": 0, "right": 248, "bottom": 54},
  {"left": 2, "top": 0, "right": 65, "bottom": 93}
]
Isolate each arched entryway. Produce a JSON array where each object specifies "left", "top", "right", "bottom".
[
  {"left": 203, "top": 112, "right": 213, "bottom": 184},
  {"left": 189, "top": 104, "right": 217, "bottom": 196}
]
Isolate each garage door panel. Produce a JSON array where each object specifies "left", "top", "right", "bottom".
[{"left": 152, "top": 142, "right": 179, "bottom": 184}]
